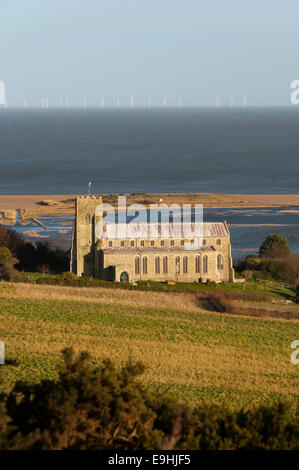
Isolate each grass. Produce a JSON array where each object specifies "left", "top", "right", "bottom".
[
  {"left": 136, "top": 279, "right": 295, "bottom": 300},
  {"left": 0, "top": 282, "right": 298, "bottom": 408}
]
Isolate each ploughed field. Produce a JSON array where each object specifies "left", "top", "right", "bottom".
[{"left": 0, "top": 282, "right": 298, "bottom": 407}]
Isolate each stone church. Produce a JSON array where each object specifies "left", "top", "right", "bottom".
[{"left": 70, "top": 195, "right": 235, "bottom": 283}]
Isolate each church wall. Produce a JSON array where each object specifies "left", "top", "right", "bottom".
[{"left": 102, "top": 248, "right": 231, "bottom": 283}]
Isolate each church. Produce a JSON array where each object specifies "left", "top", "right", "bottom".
[{"left": 70, "top": 195, "right": 235, "bottom": 283}]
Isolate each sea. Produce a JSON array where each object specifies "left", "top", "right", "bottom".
[{"left": 1, "top": 107, "right": 299, "bottom": 259}]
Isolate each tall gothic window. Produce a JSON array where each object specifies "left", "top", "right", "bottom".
[
  {"left": 183, "top": 256, "right": 188, "bottom": 274},
  {"left": 135, "top": 257, "right": 140, "bottom": 275},
  {"left": 175, "top": 256, "right": 180, "bottom": 274},
  {"left": 163, "top": 256, "right": 168, "bottom": 274},
  {"left": 195, "top": 255, "right": 200, "bottom": 273},
  {"left": 142, "top": 257, "right": 148, "bottom": 275},
  {"left": 217, "top": 254, "right": 223, "bottom": 270},
  {"left": 155, "top": 257, "right": 160, "bottom": 274},
  {"left": 203, "top": 255, "right": 208, "bottom": 273}
]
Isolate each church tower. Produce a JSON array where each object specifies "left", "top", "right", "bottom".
[{"left": 70, "top": 195, "right": 102, "bottom": 276}]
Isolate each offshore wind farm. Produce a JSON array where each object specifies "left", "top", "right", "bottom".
[{"left": 0, "top": 88, "right": 249, "bottom": 109}]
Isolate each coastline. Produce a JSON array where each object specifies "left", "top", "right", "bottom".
[{"left": 1, "top": 193, "right": 299, "bottom": 225}]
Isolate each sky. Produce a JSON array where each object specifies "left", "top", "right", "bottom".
[{"left": 0, "top": 0, "right": 299, "bottom": 107}]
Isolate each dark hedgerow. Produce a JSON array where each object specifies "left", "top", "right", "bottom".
[{"left": 0, "top": 348, "right": 298, "bottom": 450}]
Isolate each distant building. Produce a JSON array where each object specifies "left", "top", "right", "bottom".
[{"left": 70, "top": 196, "right": 235, "bottom": 283}]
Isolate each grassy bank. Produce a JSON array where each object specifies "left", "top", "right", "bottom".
[{"left": 24, "top": 272, "right": 295, "bottom": 300}]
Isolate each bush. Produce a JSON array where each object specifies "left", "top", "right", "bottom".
[
  {"left": 260, "top": 255, "right": 299, "bottom": 285},
  {"left": 0, "top": 247, "right": 21, "bottom": 281},
  {"left": 205, "top": 290, "right": 268, "bottom": 313},
  {"left": 206, "top": 293, "right": 231, "bottom": 312},
  {"left": 0, "top": 349, "right": 298, "bottom": 450},
  {"left": 235, "top": 255, "right": 261, "bottom": 275},
  {"left": 4, "top": 348, "right": 167, "bottom": 450},
  {"left": 181, "top": 401, "right": 299, "bottom": 450}
]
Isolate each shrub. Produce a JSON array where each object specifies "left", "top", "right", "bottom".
[
  {"left": 260, "top": 255, "right": 299, "bottom": 285},
  {"left": 180, "top": 401, "right": 299, "bottom": 450},
  {"left": 60, "top": 271, "right": 78, "bottom": 281},
  {"left": 206, "top": 293, "right": 231, "bottom": 312},
  {"left": 4, "top": 348, "right": 167, "bottom": 450},
  {"left": 0, "top": 247, "right": 21, "bottom": 281},
  {"left": 205, "top": 291, "right": 268, "bottom": 313}
]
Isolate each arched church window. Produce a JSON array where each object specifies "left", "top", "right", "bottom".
[
  {"left": 195, "top": 255, "right": 200, "bottom": 273},
  {"left": 183, "top": 256, "right": 188, "bottom": 273},
  {"left": 175, "top": 256, "right": 180, "bottom": 274},
  {"left": 155, "top": 257, "right": 160, "bottom": 274},
  {"left": 135, "top": 257, "right": 140, "bottom": 275},
  {"left": 217, "top": 254, "right": 223, "bottom": 270},
  {"left": 203, "top": 256, "right": 208, "bottom": 273},
  {"left": 163, "top": 256, "right": 168, "bottom": 274},
  {"left": 142, "top": 257, "right": 148, "bottom": 274}
]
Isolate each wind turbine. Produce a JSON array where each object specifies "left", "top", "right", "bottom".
[
  {"left": 0, "top": 80, "right": 5, "bottom": 106},
  {"left": 41, "top": 98, "right": 49, "bottom": 108},
  {"left": 130, "top": 95, "right": 134, "bottom": 108}
]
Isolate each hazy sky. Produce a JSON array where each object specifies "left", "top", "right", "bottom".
[{"left": 1, "top": 0, "right": 298, "bottom": 107}]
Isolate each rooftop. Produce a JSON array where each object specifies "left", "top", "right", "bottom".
[{"left": 102, "top": 222, "right": 229, "bottom": 239}]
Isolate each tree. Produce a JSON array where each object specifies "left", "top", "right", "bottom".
[
  {"left": 259, "top": 234, "right": 290, "bottom": 259},
  {"left": 5, "top": 348, "right": 167, "bottom": 450}
]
